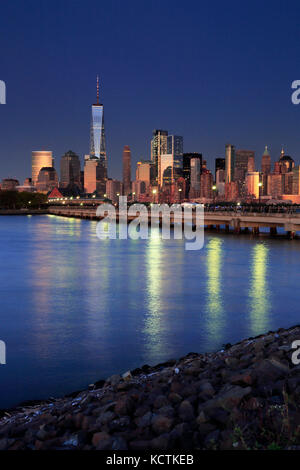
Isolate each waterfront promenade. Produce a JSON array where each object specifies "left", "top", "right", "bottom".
[{"left": 48, "top": 206, "right": 300, "bottom": 237}]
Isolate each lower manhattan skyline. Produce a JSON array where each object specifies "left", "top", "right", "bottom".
[{"left": 1, "top": 0, "right": 300, "bottom": 183}]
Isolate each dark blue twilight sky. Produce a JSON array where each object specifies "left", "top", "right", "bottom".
[{"left": 1, "top": 0, "right": 300, "bottom": 182}]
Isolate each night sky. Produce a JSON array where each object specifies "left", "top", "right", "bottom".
[{"left": 1, "top": 0, "right": 300, "bottom": 183}]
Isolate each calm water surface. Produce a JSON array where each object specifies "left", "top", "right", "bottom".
[{"left": 0, "top": 214, "right": 299, "bottom": 408}]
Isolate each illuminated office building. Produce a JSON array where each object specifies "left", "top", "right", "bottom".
[
  {"left": 32, "top": 151, "right": 53, "bottom": 186},
  {"left": 122, "top": 145, "right": 131, "bottom": 195},
  {"left": 60, "top": 150, "right": 81, "bottom": 189}
]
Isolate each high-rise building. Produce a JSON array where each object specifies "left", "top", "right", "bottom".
[
  {"left": 157, "top": 135, "right": 184, "bottom": 186},
  {"left": 183, "top": 153, "right": 202, "bottom": 198},
  {"left": 261, "top": 146, "right": 271, "bottom": 196},
  {"left": 84, "top": 156, "right": 106, "bottom": 195},
  {"left": 167, "top": 135, "right": 183, "bottom": 170},
  {"left": 60, "top": 150, "right": 81, "bottom": 189},
  {"left": 90, "top": 77, "right": 107, "bottom": 167},
  {"left": 267, "top": 163, "right": 284, "bottom": 198},
  {"left": 246, "top": 171, "right": 260, "bottom": 199},
  {"left": 292, "top": 166, "right": 300, "bottom": 195},
  {"left": 189, "top": 157, "right": 201, "bottom": 198},
  {"left": 247, "top": 154, "right": 255, "bottom": 172},
  {"left": 131, "top": 180, "right": 147, "bottom": 201},
  {"left": 235, "top": 150, "right": 254, "bottom": 182},
  {"left": 216, "top": 181, "right": 225, "bottom": 197},
  {"left": 32, "top": 151, "right": 53, "bottom": 186},
  {"left": 234, "top": 150, "right": 255, "bottom": 197},
  {"left": 200, "top": 170, "right": 213, "bottom": 199},
  {"left": 106, "top": 179, "right": 123, "bottom": 203},
  {"left": 261, "top": 146, "right": 271, "bottom": 174},
  {"left": 283, "top": 172, "right": 293, "bottom": 194},
  {"left": 225, "top": 182, "right": 239, "bottom": 201},
  {"left": 136, "top": 160, "right": 154, "bottom": 186},
  {"left": 215, "top": 158, "right": 225, "bottom": 180},
  {"left": 279, "top": 148, "right": 295, "bottom": 173},
  {"left": 36, "top": 167, "right": 59, "bottom": 193},
  {"left": 85, "top": 78, "right": 108, "bottom": 195},
  {"left": 151, "top": 130, "right": 168, "bottom": 182},
  {"left": 160, "top": 154, "right": 174, "bottom": 186},
  {"left": 225, "top": 144, "right": 235, "bottom": 183},
  {"left": 216, "top": 169, "right": 225, "bottom": 184},
  {"left": 122, "top": 145, "right": 131, "bottom": 195}
]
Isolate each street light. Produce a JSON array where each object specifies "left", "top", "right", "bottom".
[
  {"left": 212, "top": 185, "right": 217, "bottom": 204},
  {"left": 178, "top": 187, "right": 182, "bottom": 203},
  {"left": 152, "top": 188, "right": 157, "bottom": 203}
]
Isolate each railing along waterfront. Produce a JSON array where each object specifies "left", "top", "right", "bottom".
[{"left": 48, "top": 205, "right": 300, "bottom": 238}]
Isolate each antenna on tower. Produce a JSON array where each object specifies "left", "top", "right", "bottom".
[{"left": 96, "top": 75, "right": 99, "bottom": 104}]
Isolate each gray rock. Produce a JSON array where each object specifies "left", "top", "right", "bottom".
[
  {"left": 152, "top": 415, "right": 173, "bottom": 434},
  {"left": 92, "top": 431, "right": 112, "bottom": 450},
  {"left": 154, "top": 395, "right": 169, "bottom": 409},
  {"left": 198, "top": 381, "right": 215, "bottom": 397},
  {"left": 168, "top": 392, "right": 182, "bottom": 404},
  {"left": 151, "top": 433, "right": 170, "bottom": 449},
  {"left": 178, "top": 400, "right": 194, "bottom": 421},
  {"left": 106, "top": 374, "right": 122, "bottom": 386},
  {"left": 96, "top": 410, "right": 115, "bottom": 425},
  {"left": 135, "top": 411, "right": 153, "bottom": 428},
  {"left": 112, "top": 436, "right": 128, "bottom": 450},
  {"left": 202, "top": 385, "right": 252, "bottom": 410}
]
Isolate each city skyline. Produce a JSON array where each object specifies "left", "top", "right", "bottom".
[
  {"left": 1, "top": 80, "right": 299, "bottom": 185},
  {"left": 1, "top": 0, "right": 300, "bottom": 183}
]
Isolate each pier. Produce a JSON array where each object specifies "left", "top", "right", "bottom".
[{"left": 48, "top": 206, "right": 300, "bottom": 238}]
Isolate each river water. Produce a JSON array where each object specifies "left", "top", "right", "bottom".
[{"left": 0, "top": 214, "right": 298, "bottom": 408}]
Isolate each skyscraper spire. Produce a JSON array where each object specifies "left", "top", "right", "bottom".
[{"left": 96, "top": 75, "right": 99, "bottom": 104}]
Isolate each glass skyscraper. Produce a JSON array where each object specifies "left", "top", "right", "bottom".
[
  {"left": 167, "top": 135, "right": 183, "bottom": 170},
  {"left": 60, "top": 150, "right": 81, "bottom": 189},
  {"left": 85, "top": 77, "right": 107, "bottom": 196},
  {"left": 90, "top": 77, "right": 107, "bottom": 168},
  {"left": 151, "top": 130, "right": 168, "bottom": 182}
]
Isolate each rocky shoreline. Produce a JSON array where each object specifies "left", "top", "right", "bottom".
[{"left": 1, "top": 325, "right": 300, "bottom": 450}]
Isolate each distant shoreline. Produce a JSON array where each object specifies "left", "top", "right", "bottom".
[{"left": 0, "top": 209, "right": 48, "bottom": 215}]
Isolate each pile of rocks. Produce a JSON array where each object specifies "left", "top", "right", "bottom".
[{"left": 1, "top": 325, "right": 300, "bottom": 450}]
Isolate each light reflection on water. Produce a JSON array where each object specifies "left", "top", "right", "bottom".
[
  {"left": 248, "top": 243, "right": 270, "bottom": 336},
  {"left": 0, "top": 215, "right": 298, "bottom": 408},
  {"left": 205, "top": 238, "right": 224, "bottom": 347}
]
